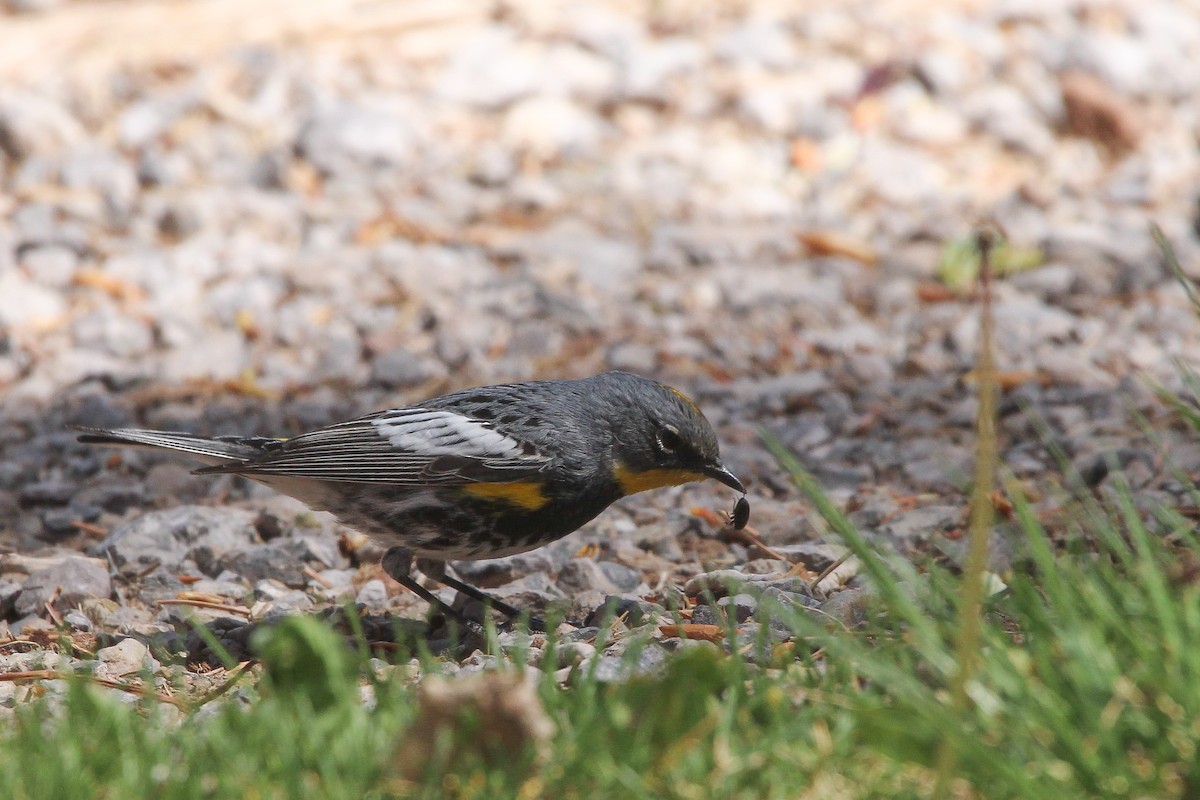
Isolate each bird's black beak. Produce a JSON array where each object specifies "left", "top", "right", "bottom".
[{"left": 702, "top": 462, "right": 745, "bottom": 494}]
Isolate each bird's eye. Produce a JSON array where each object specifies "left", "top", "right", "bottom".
[{"left": 656, "top": 425, "right": 682, "bottom": 453}]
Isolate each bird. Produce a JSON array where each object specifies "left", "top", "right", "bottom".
[{"left": 75, "top": 371, "right": 746, "bottom": 631}]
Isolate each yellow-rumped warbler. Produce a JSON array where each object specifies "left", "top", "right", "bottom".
[{"left": 76, "top": 371, "right": 745, "bottom": 629}]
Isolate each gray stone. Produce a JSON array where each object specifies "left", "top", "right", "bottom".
[
  {"left": 311, "top": 568, "right": 356, "bottom": 591},
  {"left": 761, "top": 576, "right": 822, "bottom": 598},
  {"left": 0, "top": 91, "right": 84, "bottom": 159},
  {"left": 468, "top": 144, "right": 516, "bottom": 186},
  {"left": 95, "top": 604, "right": 155, "bottom": 632},
  {"left": 188, "top": 577, "right": 249, "bottom": 600},
  {"left": 18, "top": 479, "right": 76, "bottom": 506},
  {"left": 878, "top": 505, "right": 961, "bottom": 542},
  {"left": 754, "top": 586, "right": 822, "bottom": 639},
  {"left": 9, "top": 615, "right": 54, "bottom": 636},
  {"left": 0, "top": 462, "right": 34, "bottom": 490},
  {"left": 606, "top": 342, "right": 658, "bottom": 375},
  {"left": 93, "top": 506, "right": 258, "bottom": 573},
  {"left": 717, "top": 593, "right": 757, "bottom": 623},
  {"left": 0, "top": 580, "right": 22, "bottom": 618},
  {"left": 598, "top": 561, "right": 644, "bottom": 592},
  {"left": 264, "top": 590, "right": 316, "bottom": 615},
  {"left": 14, "top": 556, "right": 112, "bottom": 617},
  {"left": 160, "top": 330, "right": 248, "bottom": 384},
  {"left": 568, "top": 589, "right": 609, "bottom": 624},
  {"left": 58, "top": 150, "right": 137, "bottom": 224},
  {"left": 437, "top": 26, "right": 540, "bottom": 109},
  {"left": 622, "top": 38, "right": 705, "bottom": 103},
  {"left": 684, "top": 569, "right": 754, "bottom": 598},
  {"left": 40, "top": 508, "right": 82, "bottom": 537},
  {"left": 116, "top": 100, "right": 173, "bottom": 147},
  {"left": 733, "top": 621, "right": 787, "bottom": 651},
  {"left": 253, "top": 579, "right": 292, "bottom": 601},
  {"left": 22, "top": 243, "right": 77, "bottom": 288},
  {"left": 298, "top": 104, "right": 416, "bottom": 175},
  {"left": 370, "top": 349, "right": 445, "bottom": 389},
  {"left": 557, "top": 557, "right": 642, "bottom": 595},
  {"left": 71, "top": 481, "right": 145, "bottom": 514},
  {"left": 288, "top": 535, "right": 345, "bottom": 570},
  {"left": 819, "top": 588, "right": 871, "bottom": 628},
  {"left": 0, "top": 649, "right": 68, "bottom": 675},
  {"left": 95, "top": 638, "right": 159, "bottom": 680},
  {"left": 486, "top": 571, "right": 565, "bottom": 603},
  {"left": 590, "top": 642, "right": 670, "bottom": 682},
  {"left": 355, "top": 579, "right": 389, "bottom": 610},
  {"left": 584, "top": 596, "right": 663, "bottom": 628},
  {"left": 502, "top": 97, "right": 605, "bottom": 159},
  {"left": 551, "top": 641, "right": 595, "bottom": 669},
  {"left": 217, "top": 540, "right": 312, "bottom": 588},
  {"left": 451, "top": 551, "right": 563, "bottom": 589},
  {"left": 1068, "top": 33, "right": 1159, "bottom": 96},
  {"left": 717, "top": 17, "right": 796, "bottom": 68},
  {"left": 727, "top": 373, "right": 830, "bottom": 414}
]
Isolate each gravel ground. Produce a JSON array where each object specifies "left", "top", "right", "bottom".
[{"left": 3, "top": 0, "right": 1200, "bottom": 702}]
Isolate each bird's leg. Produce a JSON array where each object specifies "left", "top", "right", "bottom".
[
  {"left": 416, "top": 558, "right": 547, "bottom": 633},
  {"left": 380, "top": 546, "right": 482, "bottom": 632}
]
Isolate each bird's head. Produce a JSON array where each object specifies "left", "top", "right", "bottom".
[{"left": 595, "top": 372, "right": 744, "bottom": 497}]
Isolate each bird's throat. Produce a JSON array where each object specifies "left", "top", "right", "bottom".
[{"left": 613, "top": 463, "right": 706, "bottom": 496}]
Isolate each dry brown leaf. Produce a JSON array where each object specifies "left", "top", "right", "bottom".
[
  {"left": 72, "top": 269, "right": 146, "bottom": 302},
  {"left": 789, "top": 138, "right": 822, "bottom": 171},
  {"left": 1060, "top": 70, "right": 1142, "bottom": 156},
  {"left": 916, "top": 282, "right": 958, "bottom": 303},
  {"left": 797, "top": 230, "right": 878, "bottom": 266},
  {"left": 658, "top": 624, "right": 725, "bottom": 642}
]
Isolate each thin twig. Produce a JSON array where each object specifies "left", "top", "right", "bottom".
[
  {"left": 725, "top": 523, "right": 789, "bottom": 562},
  {"left": 70, "top": 519, "right": 109, "bottom": 538},
  {"left": 0, "top": 669, "right": 188, "bottom": 708},
  {"left": 155, "top": 599, "right": 252, "bottom": 617},
  {"left": 809, "top": 552, "right": 854, "bottom": 594},
  {"left": 43, "top": 586, "right": 63, "bottom": 627},
  {"left": 303, "top": 565, "right": 334, "bottom": 588}
]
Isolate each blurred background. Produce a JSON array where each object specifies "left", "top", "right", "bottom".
[{"left": 2, "top": 0, "right": 1200, "bottom": 552}]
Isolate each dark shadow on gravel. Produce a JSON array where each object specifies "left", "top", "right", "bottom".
[{"left": 108, "top": 607, "right": 489, "bottom": 669}]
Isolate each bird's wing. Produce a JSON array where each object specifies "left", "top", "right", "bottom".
[{"left": 195, "top": 407, "right": 551, "bottom": 485}]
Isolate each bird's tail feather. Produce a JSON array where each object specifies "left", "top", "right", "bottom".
[{"left": 72, "top": 427, "right": 269, "bottom": 467}]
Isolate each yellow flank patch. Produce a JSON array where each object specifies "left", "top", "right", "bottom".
[
  {"left": 614, "top": 463, "right": 706, "bottom": 496},
  {"left": 463, "top": 481, "right": 549, "bottom": 510}
]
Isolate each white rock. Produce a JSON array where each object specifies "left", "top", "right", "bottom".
[
  {"left": 158, "top": 329, "right": 248, "bottom": 383},
  {"left": 0, "top": 270, "right": 65, "bottom": 329},
  {"left": 437, "top": 26, "right": 541, "bottom": 109},
  {"left": 539, "top": 43, "right": 618, "bottom": 101},
  {"left": 22, "top": 244, "right": 78, "bottom": 288},
  {"left": 622, "top": 38, "right": 705, "bottom": 101},
  {"left": 96, "top": 638, "right": 159, "bottom": 680},
  {"left": 717, "top": 16, "right": 797, "bottom": 68},
  {"left": 502, "top": 97, "right": 606, "bottom": 159},
  {"left": 355, "top": 579, "right": 389, "bottom": 610},
  {"left": 298, "top": 103, "right": 417, "bottom": 174},
  {"left": 0, "top": 91, "right": 85, "bottom": 158}
]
